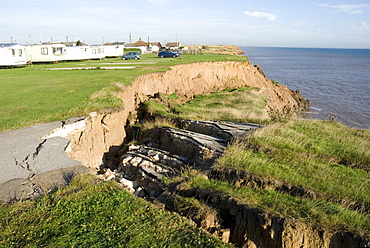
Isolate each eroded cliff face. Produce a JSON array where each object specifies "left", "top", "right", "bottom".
[
  {"left": 67, "top": 61, "right": 309, "bottom": 170},
  {"left": 169, "top": 187, "right": 370, "bottom": 248},
  {"left": 63, "top": 61, "right": 370, "bottom": 248}
]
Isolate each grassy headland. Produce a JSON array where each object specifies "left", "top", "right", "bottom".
[
  {"left": 0, "top": 52, "right": 248, "bottom": 132},
  {"left": 1, "top": 45, "right": 369, "bottom": 245}
]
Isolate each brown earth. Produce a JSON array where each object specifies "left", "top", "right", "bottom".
[
  {"left": 67, "top": 60, "right": 309, "bottom": 171},
  {"left": 63, "top": 60, "right": 370, "bottom": 247}
]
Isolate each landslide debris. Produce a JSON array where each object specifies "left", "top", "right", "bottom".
[
  {"left": 65, "top": 61, "right": 369, "bottom": 247},
  {"left": 99, "top": 116, "right": 370, "bottom": 248}
]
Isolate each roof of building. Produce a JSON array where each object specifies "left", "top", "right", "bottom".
[
  {"left": 166, "top": 42, "right": 181, "bottom": 47},
  {"left": 61, "top": 41, "right": 89, "bottom": 46},
  {"left": 0, "top": 43, "right": 23, "bottom": 48},
  {"left": 133, "top": 38, "right": 148, "bottom": 47},
  {"left": 104, "top": 42, "right": 126, "bottom": 45},
  {"left": 147, "top": 42, "right": 162, "bottom": 46}
]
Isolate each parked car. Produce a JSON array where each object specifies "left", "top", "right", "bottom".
[
  {"left": 158, "top": 50, "right": 180, "bottom": 58},
  {"left": 172, "top": 49, "right": 183, "bottom": 55},
  {"left": 121, "top": 52, "right": 141, "bottom": 60}
]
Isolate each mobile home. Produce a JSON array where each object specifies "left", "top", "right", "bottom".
[
  {"left": 0, "top": 43, "right": 27, "bottom": 67},
  {"left": 89, "top": 45, "right": 105, "bottom": 60},
  {"left": 25, "top": 43, "right": 66, "bottom": 63},
  {"left": 103, "top": 43, "right": 125, "bottom": 57},
  {"left": 63, "top": 42, "right": 90, "bottom": 61}
]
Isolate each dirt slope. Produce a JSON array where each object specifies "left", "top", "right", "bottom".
[{"left": 67, "top": 61, "right": 309, "bottom": 170}]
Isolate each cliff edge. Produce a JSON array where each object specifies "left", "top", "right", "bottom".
[{"left": 67, "top": 61, "right": 309, "bottom": 170}]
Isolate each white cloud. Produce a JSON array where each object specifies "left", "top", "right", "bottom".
[
  {"left": 318, "top": 4, "right": 370, "bottom": 14},
  {"left": 243, "top": 11, "right": 277, "bottom": 21}
]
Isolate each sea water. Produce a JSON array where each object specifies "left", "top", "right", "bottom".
[{"left": 241, "top": 47, "right": 370, "bottom": 130}]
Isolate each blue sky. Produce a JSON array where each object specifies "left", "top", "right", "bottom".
[{"left": 1, "top": 0, "right": 369, "bottom": 48}]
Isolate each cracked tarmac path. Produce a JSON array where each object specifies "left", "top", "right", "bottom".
[{"left": 0, "top": 120, "right": 90, "bottom": 203}]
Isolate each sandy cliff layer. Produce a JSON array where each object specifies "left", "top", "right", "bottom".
[{"left": 67, "top": 61, "right": 309, "bottom": 169}]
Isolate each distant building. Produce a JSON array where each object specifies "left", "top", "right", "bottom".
[
  {"left": 0, "top": 43, "right": 27, "bottom": 67},
  {"left": 131, "top": 38, "right": 162, "bottom": 54},
  {"left": 103, "top": 42, "right": 125, "bottom": 57},
  {"left": 62, "top": 41, "right": 91, "bottom": 61},
  {"left": 25, "top": 43, "right": 66, "bottom": 63},
  {"left": 89, "top": 45, "right": 105, "bottom": 60},
  {"left": 166, "top": 42, "right": 182, "bottom": 50},
  {"left": 132, "top": 38, "right": 147, "bottom": 47}
]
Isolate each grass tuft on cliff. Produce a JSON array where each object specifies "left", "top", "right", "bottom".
[{"left": 0, "top": 175, "right": 232, "bottom": 248}]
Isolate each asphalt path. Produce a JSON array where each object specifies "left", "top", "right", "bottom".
[{"left": 0, "top": 120, "right": 90, "bottom": 203}]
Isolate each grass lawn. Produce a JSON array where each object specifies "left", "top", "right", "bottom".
[
  {"left": 0, "top": 53, "right": 248, "bottom": 132},
  {"left": 0, "top": 175, "right": 232, "bottom": 248}
]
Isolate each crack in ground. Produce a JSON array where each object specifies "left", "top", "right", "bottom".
[
  {"left": 11, "top": 153, "right": 31, "bottom": 172},
  {"left": 10, "top": 139, "right": 47, "bottom": 172},
  {"left": 33, "top": 139, "right": 47, "bottom": 159}
]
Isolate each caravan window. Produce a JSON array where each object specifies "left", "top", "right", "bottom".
[
  {"left": 41, "top": 47, "right": 48, "bottom": 55},
  {"left": 11, "top": 49, "right": 16, "bottom": 56},
  {"left": 18, "top": 49, "right": 23, "bottom": 57},
  {"left": 53, "top": 47, "right": 63, "bottom": 55}
]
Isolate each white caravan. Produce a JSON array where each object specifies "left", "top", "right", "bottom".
[
  {"left": 64, "top": 43, "right": 91, "bottom": 61},
  {"left": 26, "top": 43, "right": 66, "bottom": 63},
  {"left": 103, "top": 44, "right": 125, "bottom": 57},
  {"left": 89, "top": 45, "right": 105, "bottom": 60},
  {"left": 0, "top": 43, "right": 27, "bottom": 67}
]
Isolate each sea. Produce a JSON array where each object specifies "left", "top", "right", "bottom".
[{"left": 240, "top": 47, "right": 370, "bottom": 130}]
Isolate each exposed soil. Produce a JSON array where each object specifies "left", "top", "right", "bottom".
[
  {"left": 67, "top": 61, "right": 310, "bottom": 170},
  {"left": 63, "top": 61, "right": 370, "bottom": 247}
]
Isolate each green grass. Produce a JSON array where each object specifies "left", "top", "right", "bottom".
[
  {"left": 142, "top": 87, "right": 269, "bottom": 124},
  {"left": 187, "top": 175, "right": 370, "bottom": 236},
  {"left": 0, "top": 175, "right": 232, "bottom": 248},
  {"left": 135, "top": 84, "right": 370, "bottom": 237},
  {"left": 216, "top": 119, "right": 370, "bottom": 212},
  {"left": 144, "top": 89, "right": 370, "bottom": 237},
  {"left": 0, "top": 54, "right": 248, "bottom": 132},
  {"left": 2, "top": 47, "right": 370, "bottom": 242},
  {"left": 172, "top": 87, "right": 268, "bottom": 123}
]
